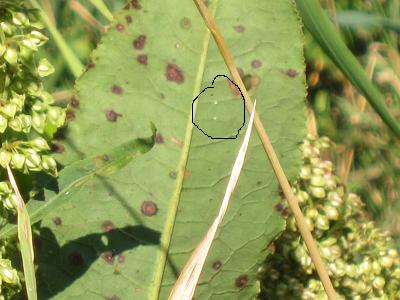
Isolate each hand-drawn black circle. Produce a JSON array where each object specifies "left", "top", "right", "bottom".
[{"left": 192, "top": 75, "right": 245, "bottom": 139}]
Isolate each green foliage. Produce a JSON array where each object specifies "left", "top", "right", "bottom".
[
  {"left": 0, "top": 0, "right": 66, "bottom": 298},
  {"left": 295, "top": 0, "right": 400, "bottom": 137},
  {"left": 260, "top": 135, "right": 400, "bottom": 299},
  {"left": 35, "top": 0, "right": 306, "bottom": 299}
]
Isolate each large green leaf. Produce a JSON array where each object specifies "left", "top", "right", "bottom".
[{"left": 37, "top": 0, "right": 306, "bottom": 299}]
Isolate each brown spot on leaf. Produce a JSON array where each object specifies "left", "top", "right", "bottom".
[
  {"left": 137, "top": 54, "right": 148, "bottom": 65},
  {"left": 131, "top": 0, "right": 142, "bottom": 9},
  {"left": 125, "top": 15, "right": 133, "bottom": 24},
  {"left": 111, "top": 85, "right": 123, "bottom": 95},
  {"left": 155, "top": 133, "right": 164, "bottom": 144},
  {"left": 133, "top": 35, "right": 146, "bottom": 50},
  {"left": 51, "top": 143, "right": 64, "bottom": 153},
  {"left": 105, "top": 296, "right": 121, "bottom": 300},
  {"left": 287, "top": 68, "right": 298, "bottom": 77},
  {"left": 171, "top": 136, "right": 183, "bottom": 147},
  {"left": 234, "top": 25, "right": 245, "bottom": 33},
  {"left": 70, "top": 97, "right": 80, "bottom": 108},
  {"left": 184, "top": 169, "right": 190, "bottom": 178},
  {"left": 235, "top": 274, "right": 248, "bottom": 288},
  {"left": 275, "top": 202, "right": 283, "bottom": 212},
  {"left": 281, "top": 207, "right": 289, "bottom": 218},
  {"left": 251, "top": 59, "right": 262, "bottom": 69},
  {"left": 87, "top": 58, "right": 95, "bottom": 69},
  {"left": 66, "top": 110, "right": 75, "bottom": 121},
  {"left": 169, "top": 171, "right": 177, "bottom": 179},
  {"left": 180, "top": 17, "right": 191, "bottom": 29},
  {"left": 52, "top": 217, "right": 62, "bottom": 225},
  {"left": 105, "top": 110, "right": 122, "bottom": 122},
  {"left": 141, "top": 201, "right": 158, "bottom": 216},
  {"left": 212, "top": 261, "right": 222, "bottom": 270},
  {"left": 101, "top": 221, "right": 114, "bottom": 232},
  {"left": 166, "top": 64, "right": 184, "bottom": 84},
  {"left": 118, "top": 255, "right": 126, "bottom": 263},
  {"left": 103, "top": 154, "right": 110, "bottom": 161},
  {"left": 69, "top": 252, "right": 84, "bottom": 266},
  {"left": 102, "top": 251, "right": 114, "bottom": 264},
  {"left": 243, "top": 74, "right": 261, "bottom": 91},
  {"left": 116, "top": 23, "right": 125, "bottom": 31}
]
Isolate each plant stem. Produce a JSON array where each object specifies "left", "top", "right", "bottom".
[
  {"left": 192, "top": 0, "right": 338, "bottom": 299},
  {"left": 30, "top": 0, "right": 84, "bottom": 78},
  {"left": 88, "top": 0, "right": 113, "bottom": 22}
]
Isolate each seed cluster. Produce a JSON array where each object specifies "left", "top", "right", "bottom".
[
  {"left": 0, "top": 1, "right": 66, "bottom": 297},
  {"left": 260, "top": 135, "right": 400, "bottom": 299}
]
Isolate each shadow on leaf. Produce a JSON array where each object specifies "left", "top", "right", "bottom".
[{"left": 36, "top": 225, "right": 161, "bottom": 299}]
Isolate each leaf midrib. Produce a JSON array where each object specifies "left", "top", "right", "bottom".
[{"left": 151, "top": 1, "right": 219, "bottom": 298}]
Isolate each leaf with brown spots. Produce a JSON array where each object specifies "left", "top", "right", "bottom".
[{"left": 34, "top": 1, "right": 306, "bottom": 299}]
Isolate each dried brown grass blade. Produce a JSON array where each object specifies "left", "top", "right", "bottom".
[
  {"left": 6, "top": 166, "right": 37, "bottom": 300},
  {"left": 168, "top": 102, "right": 256, "bottom": 300},
  {"left": 192, "top": 0, "right": 337, "bottom": 299}
]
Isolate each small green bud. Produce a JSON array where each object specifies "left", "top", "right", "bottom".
[
  {"left": 324, "top": 205, "right": 339, "bottom": 220},
  {"left": 325, "top": 178, "right": 337, "bottom": 190},
  {"left": 29, "top": 30, "right": 48, "bottom": 45},
  {"left": 388, "top": 249, "right": 398, "bottom": 258},
  {"left": 0, "top": 43, "right": 5, "bottom": 57},
  {"left": 345, "top": 264, "right": 358, "bottom": 278},
  {"left": 19, "top": 114, "right": 32, "bottom": 133},
  {"left": 41, "top": 155, "right": 57, "bottom": 176},
  {"left": 306, "top": 207, "right": 318, "bottom": 220},
  {"left": 10, "top": 93, "right": 25, "bottom": 109},
  {"left": 0, "top": 151, "right": 11, "bottom": 168},
  {"left": 47, "top": 106, "right": 65, "bottom": 127},
  {"left": 1, "top": 103, "right": 17, "bottom": 119},
  {"left": 3, "top": 194, "right": 18, "bottom": 210},
  {"left": 310, "top": 186, "right": 325, "bottom": 198},
  {"left": 0, "top": 115, "right": 7, "bottom": 133},
  {"left": 315, "top": 215, "right": 329, "bottom": 231},
  {"left": 12, "top": 12, "right": 29, "bottom": 26},
  {"left": 380, "top": 255, "right": 393, "bottom": 268},
  {"left": 1, "top": 266, "right": 18, "bottom": 283},
  {"left": 372, "top": 261, "right": 382, "bottom": 274},
  {"left": 310, "top": 175, "right": 325, "bottom": 187},
  {"left": 11, "top": 153, "right": 25, "bottom": 169},
  {"left": 0, "top": 22, "right": 13, "bottom": 35},
  {"left": 32, "top": 112, "right": 46, "bottom": 133},
  {"left": 4, "top": 48, "right": 18, "bottom": 66},
  {"left": 360, "top": 258, "right": 372, "bottom": 275},
  {"left": 8, "top": 117, "right": 22, "bottom": 132},
  {"left": 30, "top": 137, "right": 50, "bottom": 151},
  {"left": 372, "top": 276, "right": 385, "bottom": 290},
  {"left": 0, "top": 182, "right": 10, "bottom": 194},
  {"left": 37, "top": 58, "right": 55, "bottom": 77},
  {"left": 32, "top": 101, "right": 46, "bottom": 112},
  {"left": 300, "top": 166, "right": 312, "bottom": 180},
  {"left": 21, "top": 39, "right": 38, "bottom": 51},
  {"left": 296, "top": 190, "right": 309, "bottom": 203},
  {"left": 25, "top": 152, "right": 41, "bottom": 169},
  {"left": 311, "top": 167, "right": 324, "bottom": 176}
]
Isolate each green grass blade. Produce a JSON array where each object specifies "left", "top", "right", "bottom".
[
  {"left": 6, "top": 167, "right": 37, "bottom": 300},
  {"left": 89, "top": 0, "right": 114, "bottom": 21},
  {"left": 30, "top": 0, "right": 84, "bottom": 78},
  {"left": 0, "top": 125, "right": 156, "bottom": 238},
  {"left": 337, "top": 10, "right": 400, "bottom": 33},
  {"left": 295, "top": 0, "right": 400, "bottom": 137}
]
